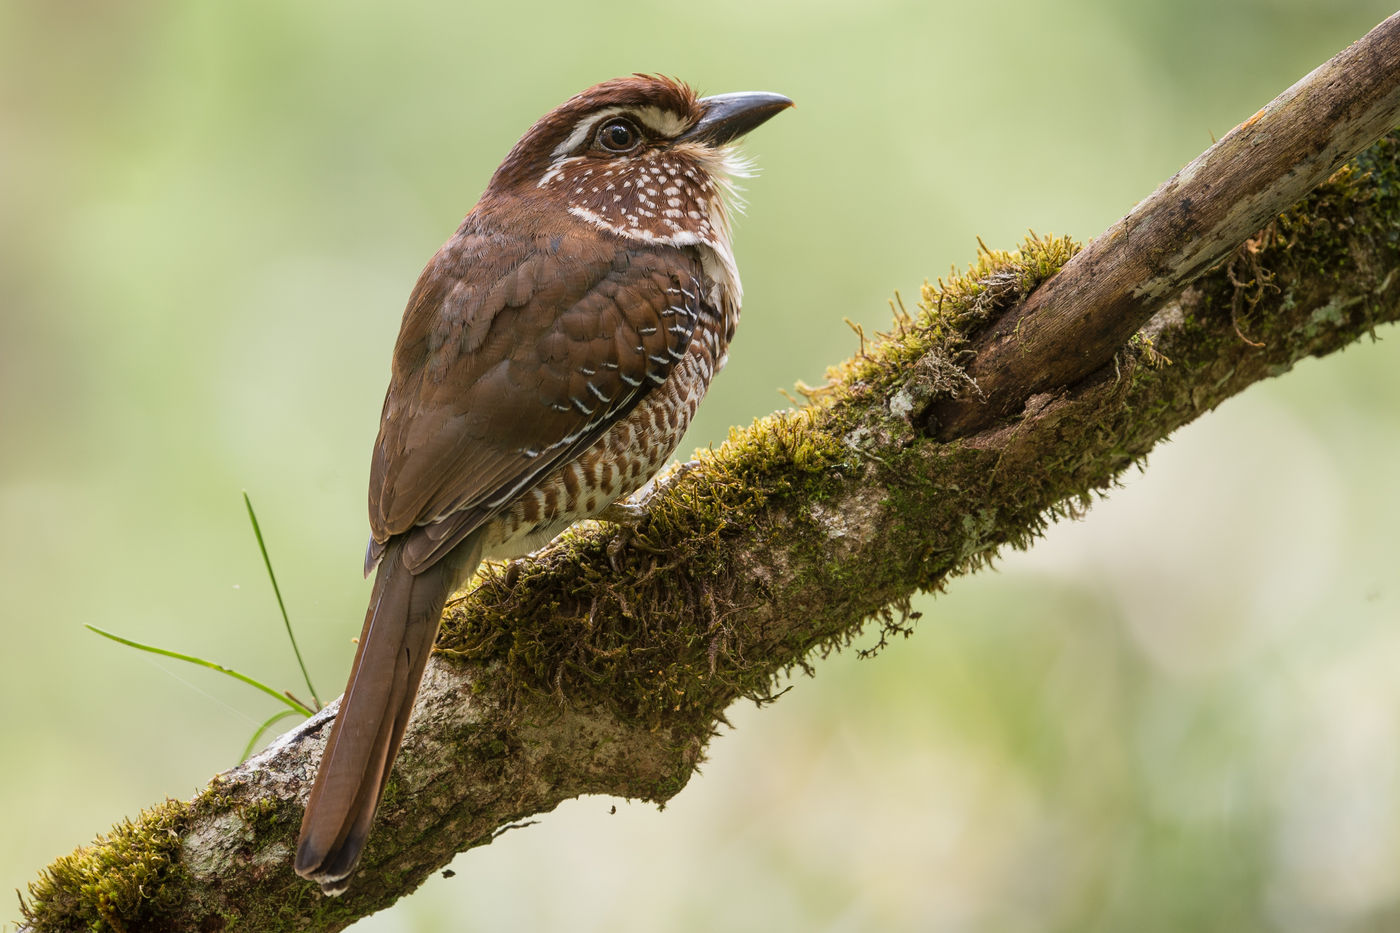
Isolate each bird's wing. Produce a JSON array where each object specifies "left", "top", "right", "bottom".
[{"left": 366, "top": 221, "right": 705, "bottom": 574}]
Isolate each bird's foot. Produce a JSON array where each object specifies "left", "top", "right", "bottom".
[
  {"left": 602, "top": 500, "right": 654, "bottom": 571},
  {"left": 597, "top": 499, "right": 649, "bottom": 527},
  {"left": 599, "top": 460, "right": 700, "bottom": 570}
]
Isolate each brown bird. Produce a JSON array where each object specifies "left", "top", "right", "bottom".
[{"left": 294, "top": 75, "right": 791, "bottom": 894}]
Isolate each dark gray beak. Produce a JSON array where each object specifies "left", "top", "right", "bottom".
[{"left": 680, "top": 91, "right": 794, "bottom": 145}]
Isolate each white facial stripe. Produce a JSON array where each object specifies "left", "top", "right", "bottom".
[
  {"left": 550, "top": 106, "right": 629, "bottom": 159},
  {"left": 631, "top": 106, "right": 691, "bottom": 137},
  {"left": 549, "top": 105, "right": 694, "bottom": 161},
  {"left": 538, "top": 155, "right": 582, "bottom": 188}
]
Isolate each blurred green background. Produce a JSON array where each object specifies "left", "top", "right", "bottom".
[{"left": 4, "top": 1, "right": 1400, "bottom": 930}]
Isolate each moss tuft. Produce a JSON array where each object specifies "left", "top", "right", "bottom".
[
  {"left": 816, "top": 232, "right": 1080, "bottom": 406},
  {"left": 21, "top": 799, "right": 191, "bottom": 933}
]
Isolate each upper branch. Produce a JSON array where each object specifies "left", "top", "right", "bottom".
[{"left": 925, "top": 9, "right": 1400, "bottom": 439}]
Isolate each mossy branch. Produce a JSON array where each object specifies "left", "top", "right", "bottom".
[
  {"left": 929, "top": 8, "right": 1400, "bottom": 438},
  {"left": 19, "top": 85, "right": 1400, "bottom": 933}
]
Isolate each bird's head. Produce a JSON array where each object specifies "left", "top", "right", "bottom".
[{"left": 480, "top": 75, "right": 791, "bottom": 255}]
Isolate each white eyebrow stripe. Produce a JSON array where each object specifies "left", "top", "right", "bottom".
[
  {"left": 551, "top": 106, "right": 629, "bottom": 158},
  {"left": 549, "top": 105, "right": 693, "bottom": 161}
]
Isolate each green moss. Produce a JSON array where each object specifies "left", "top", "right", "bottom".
[
  {"left": 22, "top": 799, "right": 191, "bottom": 933},
  {"left": 1272, "top": 136, "right": 1400, "bottom": 296},
  {"left": 816, "top": 233, "right": 1080, "bottom": 412}
]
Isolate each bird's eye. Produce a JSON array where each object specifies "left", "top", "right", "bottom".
[{"left": 596, "top": 118, "right": 642, "bottom": 153}]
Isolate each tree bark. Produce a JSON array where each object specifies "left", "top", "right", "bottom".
[{"left": 19, "top": 18, "right": 1400, "bottom": 933}]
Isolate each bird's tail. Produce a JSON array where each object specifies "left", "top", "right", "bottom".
[{"left": 294, "top": 534, "right": 481, "bottom": 894}]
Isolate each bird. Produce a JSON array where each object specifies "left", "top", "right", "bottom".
[{"left": 294, "top": 74, "right": 791, "bottom": 894}]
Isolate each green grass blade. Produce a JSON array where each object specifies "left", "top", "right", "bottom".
[
  {"left": 242, "top": 491, "right": 321, "bottom": 710},
  {"left": 85, "top": 624, "right": 314, "bottom": 717},
  {"left": 241, "top": 709, "right": 303, "bottom": 762}
]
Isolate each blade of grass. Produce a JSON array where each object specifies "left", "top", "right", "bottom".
[
  {"left": 241, "top": 709, "right": 303, "bottom": 762},
  {"left": 243, "top": 491, "right": 321, "bottom": 710},
  {"left": 85, "top": 624, "right": 314, "bottom": 717}
]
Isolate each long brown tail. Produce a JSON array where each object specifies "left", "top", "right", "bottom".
[{"left": 294, "top": 534, "right": 481, "bottom": 894}]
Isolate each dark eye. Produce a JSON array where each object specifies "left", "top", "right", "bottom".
[{"left": 596, "top": 118, "right": 642, "bottom": 153}]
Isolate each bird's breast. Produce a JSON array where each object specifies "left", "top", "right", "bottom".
[{"left": 481, "top": 303, "right": 732, "bottom": 561}]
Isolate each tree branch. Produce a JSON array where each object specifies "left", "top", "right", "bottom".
[
  {"left": 19, "top": 29, "right": 1400, "bottom": 933},
  {"left": 926, "top": 9, "right": 1400, "bottom": 439}
]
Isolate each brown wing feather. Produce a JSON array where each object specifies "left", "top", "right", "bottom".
[{"left": 367, "top": 217, "right": 704, "bottom": 573}]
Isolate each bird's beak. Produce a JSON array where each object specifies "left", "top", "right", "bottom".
[{"left": 680, "top": 91, "right": 794, "bottom": 146}]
